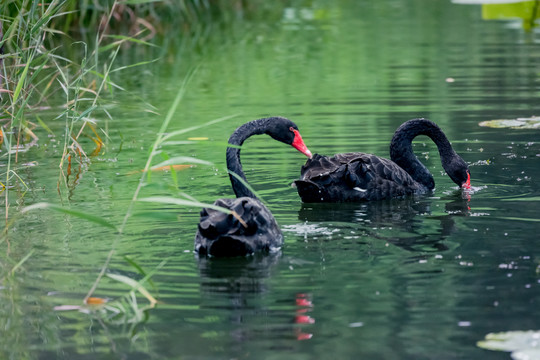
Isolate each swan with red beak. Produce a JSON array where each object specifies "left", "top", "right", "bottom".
[
  {"left": 195, "top": 117, "right": 312, "bottom": 257},
  {"left": 295, "top": 118, "right": 471, "bottom": 202}
]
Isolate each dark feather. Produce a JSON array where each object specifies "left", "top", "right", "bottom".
[
  {"left": 295, "top": 153, "right": 424, "bottom": 202},
  {"left": 195, "top": 197, "right": 283, "bottom": 257},
  {"left": 294, "top": 119, "right": 470, "bottom": 203}
]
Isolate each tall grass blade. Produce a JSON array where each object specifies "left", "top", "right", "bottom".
[
  {"left": 139, "top": 196, "right": 248, "bottom": 227},
  {"left": 22, "top": 202, "right": 118, "bottom": 231},
  {"left": 139, "top": 196, "right": 223, "bottom": 212},
  {"left": 228, "top": 170, "right": 266, "bottom": 204},
  {"left": 77, "top": 105, "right": 98, "bottom": 121},
  {"left": 151, "top": 157, "right": 213, "bottom": 170},
  {"left": 85, "top": 69, "right": 199, "bottom": 302},
  {"left": 104, "top": 34, "right": 158, "bottom": 47},
  {"left": 10, "top": 250, "right": 35, "bottom": 276},
  {"left": 111, "top": 58, "right": 161, "bottom": 73},
  {"left": 160, "top": 114, "right": 240, "bottom": 142},
  {"left": 106, "top": 273, "right": 158, "bottom": 306},
  {"left": 179, "top": 192, "right": 198, "bottom": 202},
  {"left": 35, "top": 116, "right": 54, "bottom": 135},
  {"left": 121, "top": 0, "right": 163, "bottom": 4},
  {"left": 12, "top": 61, "right": 30, "bottom": 104},
  {"left": 124, "top": 255, "right": 157, "bottom": 290}
]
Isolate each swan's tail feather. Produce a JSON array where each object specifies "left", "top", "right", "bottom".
[{"left": 294, "top": 180, "right": 328, "bottom": 203}]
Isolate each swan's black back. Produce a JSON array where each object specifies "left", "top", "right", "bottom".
[
  {"left": 194, "top": 117, "right": 311, "bottom": 257},
  {"left": 294, "top": 118, "right": 470, "bottom": 203},
  {"left": 195, "top": 197, "right": 282, "bottom": 257},
  {"left": 295, "top": 153, "right": 424, "bottom": 202}
]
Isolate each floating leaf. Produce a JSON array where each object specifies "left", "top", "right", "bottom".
[
  {"left": 479, "top": 117, "right": 540, "bottom": 129},
  {"left": 477, "top": 330, "right": 540, "bottom": 356},
  {"left": 187, "top": 137, "right": 209, "bottom": 141},
  {"left": 85, "top": 297, "right": 108, "bottom": 305},
  {"left": 512, "top": 349, "right": 540, "bottom": 360}
]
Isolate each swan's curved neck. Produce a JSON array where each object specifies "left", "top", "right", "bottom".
[
  {"left": 226, "top": 118, "right": 271, "bottom": 198},
  {"left": 389, "top": 119, "right": 456, "bottom": 190}
]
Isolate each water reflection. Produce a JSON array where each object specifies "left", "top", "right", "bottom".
[
  {"left": 196, "top": 254, "right": 315, "bottom": 344},
  {"left": 453, "top": 0, "right": 540, "bottom": 31},
  {"left": 197, "top": 254, "right": 281, "bottom": 296},
  {"left": 294, "top": 195, "right": 471, "bottom": 252},
  {"left": 9, "top": 0, "right": 540, "bottom": 357}
]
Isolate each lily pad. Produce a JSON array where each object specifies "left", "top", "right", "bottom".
[
  {"left": 479, "top": 117, "right": 540, "bottom": 129},
  {"left": 477, "top": 330, "right": 540, "bottom": 357},
  {"left": 512, "top": 349, "right": 540, "bottom": 360}
]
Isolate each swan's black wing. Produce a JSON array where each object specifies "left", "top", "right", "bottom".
[
  {"left": 195, "top": 197, "right": 283, "bottom": 257},
  {"left": 294, "top": 153, "right": 426, "bottom": 202}
]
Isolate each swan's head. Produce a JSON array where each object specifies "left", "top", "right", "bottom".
[
  {"left": 266, "top": 117, "right": 312, "bottom": 158},
  {"left": 446, "top": 155, "right": 471, "bottom": 189}
]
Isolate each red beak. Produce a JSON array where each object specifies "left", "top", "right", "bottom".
[
  {"left": 291, "top": 129, "right": 312, "bottom": 158},
  {"left": 462, "top": 171, "right": 471, "bottom": 189}
]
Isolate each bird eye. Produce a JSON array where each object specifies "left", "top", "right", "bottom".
[{"left": 289, "top": 127, "right": 294, "bottom": 132}]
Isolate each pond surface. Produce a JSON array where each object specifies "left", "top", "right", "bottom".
[{"left": 2, "top": 1, "right": 540, "bottom": 359}]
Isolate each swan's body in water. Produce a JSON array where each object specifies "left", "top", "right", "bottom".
[
  {"left": 294, "top": 118, "right": 470, "bottom": 202},
  {"left": 195, "top": 117, "right": 312, "bottom": 257}
]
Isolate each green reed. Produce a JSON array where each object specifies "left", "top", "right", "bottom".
[{"left": 0, "top": 0, "right": 281, "bottom": 346}]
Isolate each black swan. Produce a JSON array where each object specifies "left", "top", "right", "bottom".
[
  {"left": 294, "top": 118, "right": 470, "bottom": 202},
  {"left": 195, "top": 117, "right": 312, "bottom": 257}
]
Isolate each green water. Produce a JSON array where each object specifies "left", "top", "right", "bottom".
[{"left": 2, "top": 1, "right": 540, "bottom": 359}]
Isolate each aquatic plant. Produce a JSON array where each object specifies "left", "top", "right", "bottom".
[
  {"left": 1, "top": 0, "right": 281, "bottom": 215},
  {"left": 0, "top": 0, "right": 284, "bottom": 350},
  {"left": 1, "top": 0, "right": 155, "bottom": 218}
]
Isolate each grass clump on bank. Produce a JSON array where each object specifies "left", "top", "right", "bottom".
[
  {"left": 1, "top": 0, "right": 284, "bottom": 208},
  {"left": 1, "top": 0, "right": 283, "bottom": 338}
]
